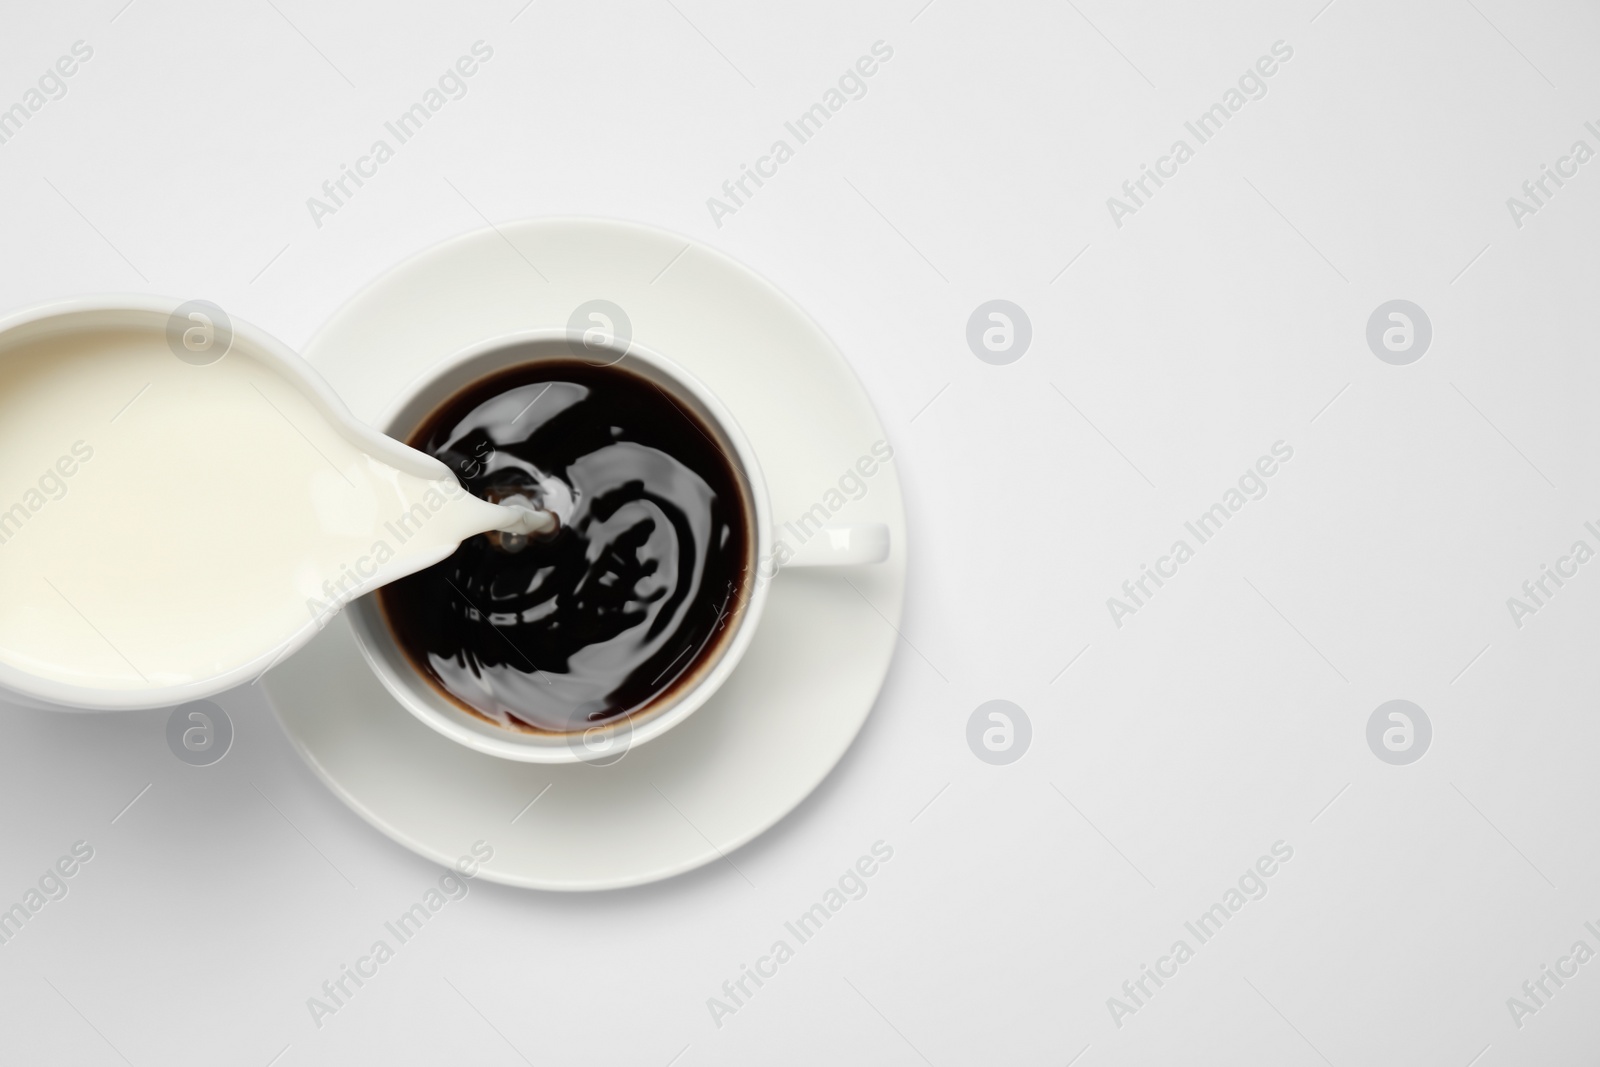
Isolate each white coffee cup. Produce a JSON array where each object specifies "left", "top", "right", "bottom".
[{"left": 347, "top": 329, "right": 889, "bottom": 763}]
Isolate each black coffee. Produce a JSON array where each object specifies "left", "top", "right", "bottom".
[{"left": 378, "top": 358, "right": 751, "bottom": 734}]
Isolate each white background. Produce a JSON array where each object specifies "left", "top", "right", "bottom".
[{"left": 2, "top": 0, "right": 1598, "bottom": 1063}]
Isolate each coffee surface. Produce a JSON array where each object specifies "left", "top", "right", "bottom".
[{"left": 379, "top": 359, "right": 750, "bottom": 734}]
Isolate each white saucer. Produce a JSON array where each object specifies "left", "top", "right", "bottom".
[{"left": 262, "top": 218, "right": 907, "bottom": 890}]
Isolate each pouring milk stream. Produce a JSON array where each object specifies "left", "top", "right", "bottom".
[{"left": 0, "top": 299, "right": 552, "bottom": 711}]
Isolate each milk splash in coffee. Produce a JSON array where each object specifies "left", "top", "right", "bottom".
[{"left": 0, "top": 320, "right": 521, "bottom": 695}]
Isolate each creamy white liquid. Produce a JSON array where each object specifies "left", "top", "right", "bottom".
[{"left": 0, "top": 325, "right": 513, "bottom": 692}]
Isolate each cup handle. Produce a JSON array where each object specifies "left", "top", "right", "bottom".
[{"left": 778, "top": 523, "right": 891, "bottom": 568}]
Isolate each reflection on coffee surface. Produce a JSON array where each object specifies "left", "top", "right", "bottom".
[{"left": 378, "top": 359, "right": 750, "bottom": 734}]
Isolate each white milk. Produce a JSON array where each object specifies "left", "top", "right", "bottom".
[{"left": 0, "top": 324, "right": 514, "bottom": 693}]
